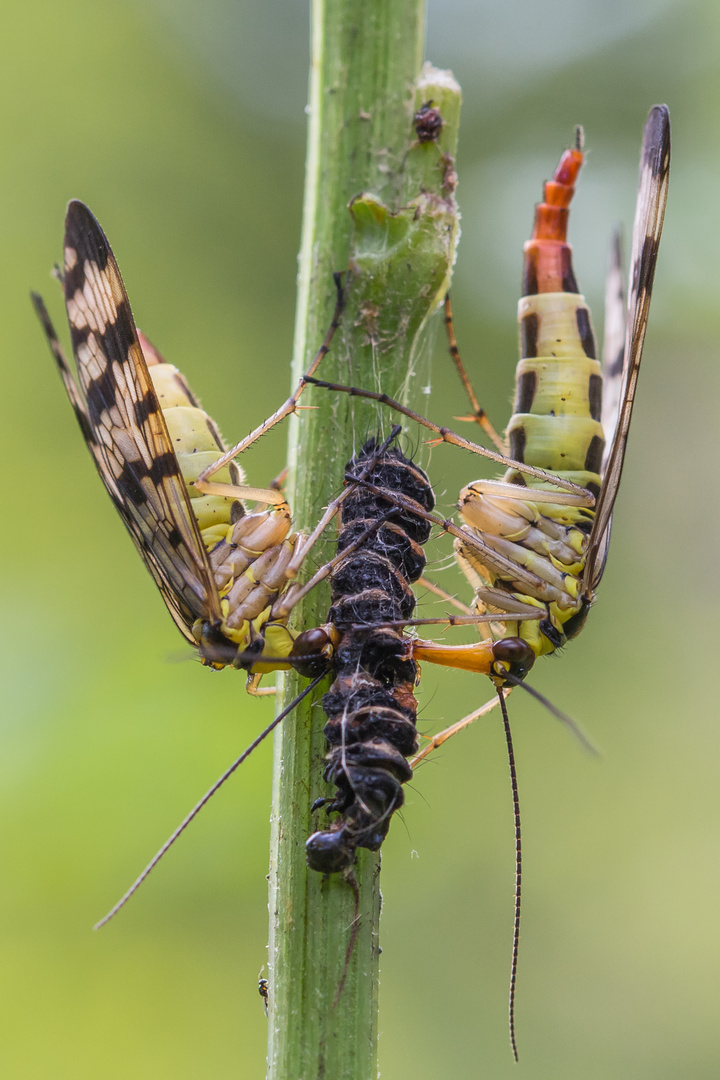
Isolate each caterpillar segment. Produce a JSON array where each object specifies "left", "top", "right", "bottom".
[
  {"left": 305, "top": 434, "right": 437, "bottom": 874},
  {"left": 32, "top": 200, "right": 341, "bottom": 693}
]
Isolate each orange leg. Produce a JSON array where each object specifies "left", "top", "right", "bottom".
[
  {"left": 443, "top": 293, "right": 507, "bottom": 454},
  {"left": 304, "top": 375, "right": 591, "bottom": 501},
  {"left": 410, "top": 692, "right": 507, "bottom": 766},
  {"left": 195, "top": 277, "right": 344, "bottom": 501}
]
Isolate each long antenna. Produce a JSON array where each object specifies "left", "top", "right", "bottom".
[
  {"left": 503, "top": 674, "right": 599, "bottom": 757},
  {"left": 498, "top": 688, "right": 521, "bottom": 1063},
  {"left": 94, "top": 672, "right": 326, "bottom": 929}
]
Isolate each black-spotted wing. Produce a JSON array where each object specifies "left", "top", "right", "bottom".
[
  {"left": 32, "top": 200, "right": 223, "bottom": 643},
  {"left": 582, "top": 105, "right": 671, "bottom": 595}
]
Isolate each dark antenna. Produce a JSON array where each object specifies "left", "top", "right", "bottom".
[
  {"left": 503, "top": 674, "right": 599, "bottom": 757},
  {"left": 497, "top": 688, "right": 521, "bottom": 1063},
  {"left": 94, "top": 672, "right": 326, "bottom": 929}
]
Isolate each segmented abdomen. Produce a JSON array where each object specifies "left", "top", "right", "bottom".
[
  {"left": 305, "top": 440, "right": 435, "bottom": 873},
  {"left": 139, "top": 333, "right": 298, "bottom": 657},
  {"left": 138, "top": 331, "right": 245, "bottom": 545},
  {"left": 456, "top": 141, "right": 601, "bottom": 660},
  {"left": 509, "top": 143, "right": 604, "bottom": 492}
]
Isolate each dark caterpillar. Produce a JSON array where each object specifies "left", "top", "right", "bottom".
[{"left": 305, "top": 436, "right": 435, "bottom": 873}]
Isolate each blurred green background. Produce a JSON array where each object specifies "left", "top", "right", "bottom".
[{"left": 2, "top": 0, "right": 718, "bottom": 1076}]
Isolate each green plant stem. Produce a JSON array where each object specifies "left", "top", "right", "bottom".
[{"left": 266, "top": 3, "right": 461, "bottom": 1076}]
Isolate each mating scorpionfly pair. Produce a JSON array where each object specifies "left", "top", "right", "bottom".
[
  {"left": 35, "top": 104, "right": 669, "bottom": 1053},
  {"left": 306, "top": 105, "right": 670, "bottom": 1053}
]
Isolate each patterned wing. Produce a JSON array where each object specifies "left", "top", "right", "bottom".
[
  {"left": 581, "top": 230, "right": 626, "bottom": 586},
  {"left": 582, "top": 105, "right": 670, "bottom": 594},
  {"left": 600, "top": 229, "right": 626, "bottom": 468},
  {"left": 33, "top": 199, "right": 223, "bottom": 642}
]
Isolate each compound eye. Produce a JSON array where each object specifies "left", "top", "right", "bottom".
[
  {"left": 290, "top": 627, "right": 334, "bottom": 678},
  {"left": 292, "top": 627, "right": 332, "bottom": 659},
  {"left": 195, "top": 620, "right": 240, "bottom": 669},
  {"left": 492, "top": 637, "right": 536, "bottom": 682}
]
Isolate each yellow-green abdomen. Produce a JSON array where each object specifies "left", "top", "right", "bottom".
[
  {"left": 145, "top": 347, "right": 243, "bottom": 550},
  {"left": 507, "top": 292, "right": 604, "bottom": 493}
]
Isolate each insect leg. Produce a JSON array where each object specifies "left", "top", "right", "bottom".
[
  {"left": 304, "top": 376, "right": 592, "bottom": 501},
  {"left": 194, "top": 277, "right": 345, "bottom": 503},
  {"left": 410, "top": 693, "right": 505, "bottom": 766},
  {"left": 415, "top": 575, "right": 473, "bottom": 614},
  {"left": 272, "top": 432, "right": 408, "bottom": 619},
  {"left": 272, "top": 511, "right": 396, "bottom": 621},
  {"left": 244, "top": 674, "right": 279, "bottom": 697},
  {"left": 444, "top": 293, "right": 507, "bottom": 453},
  {"left": 357, "top": 608, "right": 541, "bottom": 632},
  {"left": 345, "top": 478, "right": 561, "bottom": 601}
]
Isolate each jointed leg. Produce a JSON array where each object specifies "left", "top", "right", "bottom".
[
  {"left": 416, "top": 575, "right": 473, "bottom": 614},
  {"left": 347, "top": 609, "right": 541, "bottom": 632},
  {"left": 457, "top": 476, "right": 593, "bottom": 507},
  {"left": 304, "top": 375, "right": 593, "bottom": 502},
  {"left": 410, "top": 692, "right": 508, "bottom": 766},
  {"left": 245, "top": 673, "right": 278, "bottom": 697},
  {"left": 195, "top": 277, "right": 345, "bottom": 504},
  {"left": 285, "top": 419, "right": 414, "bottom": 580},
  {"left": 271, "top": 427, "right": 405, "bottom": 619},
  {"left": 272, "top": 509, "right": 396, "bottom": 619},
  {"left": 344, "top": 477, "right": 564, "bottom": 603},
  {"left": 444, "top": 294, "right": 507, "bottom": 454}
]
